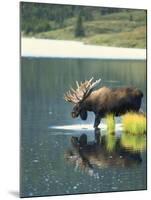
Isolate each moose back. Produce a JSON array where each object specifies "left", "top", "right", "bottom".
[{"left": 64, "top": 78, "right": 143, "bottom": 128}]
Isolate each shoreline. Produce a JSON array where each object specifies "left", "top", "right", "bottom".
[{"left": 21, "top": 37, "right": 146, "bottom": 60}]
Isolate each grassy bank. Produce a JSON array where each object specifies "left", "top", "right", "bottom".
[
  {"left": 21, "top": 3, "right": 146, "bottom": 48},
  {"left": 34, "top": 23, "right": 146, "bottom": 48}
]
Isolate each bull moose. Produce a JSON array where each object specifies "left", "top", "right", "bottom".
[{"left": 64, "top": 77, "right": 143, "bottom": 128}]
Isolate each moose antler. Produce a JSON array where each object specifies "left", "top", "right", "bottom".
[{"left": 64, "top": 77, "right": 101, "bottom": 104}]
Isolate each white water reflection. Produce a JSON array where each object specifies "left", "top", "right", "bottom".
[{"left": 49, "top": 123, "right": 123, "bottom": 131}]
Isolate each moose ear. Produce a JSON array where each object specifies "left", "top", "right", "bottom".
[{"left": 80, "top": 110, "right": 87, "bottom": 120}]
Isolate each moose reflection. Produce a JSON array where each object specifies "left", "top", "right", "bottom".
[
  {"left": 64, "top": 78, "right": 143, "bottom": 128},
  {"left": 65, "top": 130, "right": 144, "bottom": 176}
]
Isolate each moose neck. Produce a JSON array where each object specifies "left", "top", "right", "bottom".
[{"left": 80, "top": 93, "right": 94, "bottom": 111}]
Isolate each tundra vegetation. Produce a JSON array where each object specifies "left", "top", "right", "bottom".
[
  {"left": 106, "top": 114, "right": 115, "bottom": 134},
  {"left": 21, "top": 2, "right": 146, "bottom": 48},
  {"left": 106, "top": 112, "right": 147, "bottom": 135},
  {"left": 122, "top": 112, "right": 146, "bottom": 135},
  {"left": 105, "top": 112, "right": 146, "bottom": 135}
]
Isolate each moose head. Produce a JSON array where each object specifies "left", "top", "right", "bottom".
[{"left": 64, "top": 77, "right": 101, "bottom": 121}]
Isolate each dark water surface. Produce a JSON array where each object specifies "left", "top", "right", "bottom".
[{"left": 21, "top": 58, "right": 147, "bottom": 197}]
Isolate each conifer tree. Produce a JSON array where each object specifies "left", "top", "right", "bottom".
[{"left": 75, "top": 14, "right": 85, "bottom": 37}]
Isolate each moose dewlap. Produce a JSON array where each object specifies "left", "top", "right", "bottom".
[{"left": 122, "top": 112, "right": 146, "bottom": 135}]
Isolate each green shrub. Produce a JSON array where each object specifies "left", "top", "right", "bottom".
[
  {"left": 122, "top": 112, "right": 146, "bottom": 135},
  {"left": 106, "top": 113, "right": 115, "bottom": 134}
]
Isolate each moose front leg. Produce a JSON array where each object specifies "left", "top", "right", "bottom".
[
  {"left": 94, "top": 128, "right": 101, "bottom": 144},
  {"left": 94, "top": 114, "right": 101, "bottom": 128}
]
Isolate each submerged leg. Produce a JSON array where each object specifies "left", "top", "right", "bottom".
[
  {"left": 94, "top": 114, "right": 101, "bottom": 128},
  {"left": 94, "top": 128, "right": 101, "bottom": 144}
]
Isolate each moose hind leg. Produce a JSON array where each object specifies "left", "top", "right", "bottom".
[{"left": 94, "top": 114, "right": 101, "bottom": 128}]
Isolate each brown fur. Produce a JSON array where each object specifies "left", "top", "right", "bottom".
[{"left": 72, "top": 86, "right": 143, "bottom": 128}]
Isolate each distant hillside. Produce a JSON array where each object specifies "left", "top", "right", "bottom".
[{"left": 21, "top": 2, "right": 146, "bottom": 48}]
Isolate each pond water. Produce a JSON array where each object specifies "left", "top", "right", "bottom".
[{"left": 20, "top": 57, "right": 147, "bottom": 197}]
